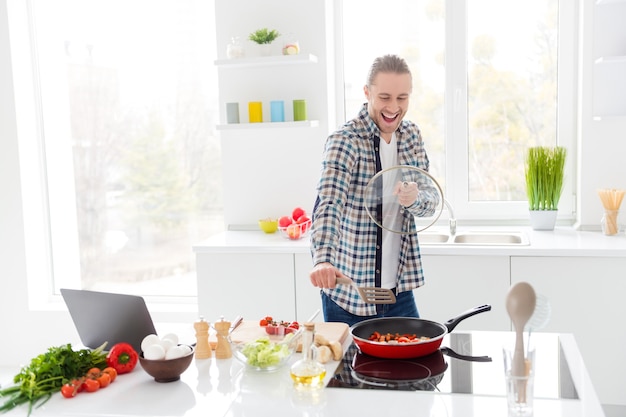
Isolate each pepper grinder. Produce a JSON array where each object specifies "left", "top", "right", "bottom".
[
  {"left": 214, "top": 317, "right": 232, "bottom": 359},
  {"left": 194, "top": 316, "right": 212, "bottom": 359}
]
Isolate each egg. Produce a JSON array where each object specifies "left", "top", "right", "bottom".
[
  {"left": 159, "top": 338, "right": 176, "bottom": 352},
  {"left": 143, "top": 343, "right": 166, "bottom": 360},
  {"left": 179, "top": 344, "right": 192, "bottom": 354},
  {"left": 141, "top": 334, "right": 160, "bottom": 353},
  {"left": 164, "top": 345, "right": 188, "bottom": 360},
  {"left": 161, "top": 333, "right": 179, "bottom": 345}
]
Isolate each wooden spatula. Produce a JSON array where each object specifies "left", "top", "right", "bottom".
[{"left": 336, "top": 276, "right": 396, "bottom": 304}]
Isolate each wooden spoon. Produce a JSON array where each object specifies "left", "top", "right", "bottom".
[{"left": 506, "top": 282, "right": 536, "bottom": 378}]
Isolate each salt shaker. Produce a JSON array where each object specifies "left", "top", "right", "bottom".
[
  {"left": 214, "top": 318, "right": 232, "bottom": 359},
  {"left": 194, "top": 316, "right": 212, "bottom": 359}
]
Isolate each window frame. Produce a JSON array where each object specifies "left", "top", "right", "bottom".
[{"left": 336, "top": 0, "right": 578, "bottom": 224}]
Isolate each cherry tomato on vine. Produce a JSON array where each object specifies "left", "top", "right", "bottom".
[
  {"left": 61, "top": 383, "right": 78, "bottom": 398},
  {"left": 70, "top": 378, "right": 85, "bottom": 393},
  {"left": 96, "top": 372, "right": 111, "bottom": 388},
  {"left": 83, "top": 378, "right": 100, "bottom": 393},
  {"left": 102, "top": 367, "right": 117, "bottom": 383}
]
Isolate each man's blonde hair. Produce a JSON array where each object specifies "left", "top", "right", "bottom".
[{"left": 366, "top": 54, "right": 412, "bottom": 87}]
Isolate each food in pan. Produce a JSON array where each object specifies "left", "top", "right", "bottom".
[{"left": 368, "top": 331, "right": 431, "bottom": 344}]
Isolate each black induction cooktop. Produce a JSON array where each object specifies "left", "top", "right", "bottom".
[{"left": 327, "top": 331, "right": 578, "bottom": 400}]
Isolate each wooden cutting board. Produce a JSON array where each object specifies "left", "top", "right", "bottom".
[{"left": 209, "top": 321, "right": 349, "bottom": 352}]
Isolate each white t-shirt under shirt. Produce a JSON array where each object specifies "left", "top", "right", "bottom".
[{"left": 379, "top": 133, "right": 401, "bottom": 290}]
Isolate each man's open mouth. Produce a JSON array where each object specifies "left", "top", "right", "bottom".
[{"left": 382, "top": 112, "right": 399, "bottom": 123}]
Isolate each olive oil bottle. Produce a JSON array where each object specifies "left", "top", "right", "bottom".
[{"left": 290, "top": 322, "right": 326, "bottom": 390}]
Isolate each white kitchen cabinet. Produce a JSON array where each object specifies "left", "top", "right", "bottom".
[
  {"left": 196, "top": 249, "right": 320, "bottom": 323},
  {"left": 416, "top": 255, "right": 511, "bottom": 331},
  {"left": 511, "top": 256, "right": 626, "bottom": 408},
  {"left": 294, "top": 252, "right": 322, "bottom": 321},
  {"left": 196, "top": 252, "right": 295, "bottom": 321},
  {"left": 592, "top": 0, "right": 626, "bottom": 118}
]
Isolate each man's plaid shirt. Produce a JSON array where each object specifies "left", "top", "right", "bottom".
[{"left": 310, "top": 104, "right": 436, "bottom": 316}]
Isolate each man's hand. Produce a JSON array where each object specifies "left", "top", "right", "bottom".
[
  {"left": 310, "top": 262, "right": 346, "bottom": 288},
  {"left": 393, "top": 181, "right": 418, "bottom": 207}
]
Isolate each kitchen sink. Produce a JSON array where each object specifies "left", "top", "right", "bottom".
[
  {"left": 452, "top": 232, "right": 529, "bottom": 245},
  {"left": 416, "top": 232, "right": 450, "bottom": 244},
  {"left": 418, "top": 231, "right": 529, "bottom": 246}
]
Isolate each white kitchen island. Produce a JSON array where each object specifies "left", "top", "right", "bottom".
[
  {"left": 193, "top": 226, "right": 626, "bottom": 411},
  {"left": 0, "top": 331, "right": 605, "bottom": 417}
]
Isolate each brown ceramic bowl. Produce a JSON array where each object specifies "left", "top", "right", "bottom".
[{"left": 139, "top": 344, "right": 195, "bottom": 382}]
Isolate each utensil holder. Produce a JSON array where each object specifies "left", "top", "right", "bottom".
[{"left": 601, "top": 210, "right": 619, "bottom": 235}]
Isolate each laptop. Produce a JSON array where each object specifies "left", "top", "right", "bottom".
[{"left": 61, "top": 288, "right": 157, "bottom": 353}]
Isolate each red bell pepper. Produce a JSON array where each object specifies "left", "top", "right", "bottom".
[{"left": 106, "top": 343, "right": 138, "bottom": 374}]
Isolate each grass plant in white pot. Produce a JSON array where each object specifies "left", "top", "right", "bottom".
[
  {"left": 525, "top": 146, "right": 567, "bottom": 230},
  {"left": 248, "top": 28, "right": 280, "bottom": 56}
]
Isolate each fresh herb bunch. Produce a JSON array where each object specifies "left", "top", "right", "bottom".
[
  {"left": 525, "top": 146, "right": 567, "bottom": 211},
  {"left": 248, "top": 28, "right": 280, "bottom": 44},
  {"left": 0, "top": 343, "right": 107, "bottom": 415}
]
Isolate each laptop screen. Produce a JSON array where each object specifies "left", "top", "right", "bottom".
[{"left": 61, "top": 288, "right": 157, "bottom": 353}]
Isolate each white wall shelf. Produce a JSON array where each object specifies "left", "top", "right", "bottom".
[
  {"left": 216, "top": 120, "right": 319, "bottom": 130},
  {"left": 595, "top": 56, "right": 626, "bottom": 63},
  {"left": 214, "top": 53, "right": 318, "bottom": 68}
]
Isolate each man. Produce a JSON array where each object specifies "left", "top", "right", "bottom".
[{"left": 309, "top": 54, "right": 437, "bottom": 325}]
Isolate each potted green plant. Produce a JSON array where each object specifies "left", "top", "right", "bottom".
[
  {"left": 524, "top": 146, "right": 567, "bottom": 230},
  {"left": 248, "top": 28, "right": 280, "bottom": 44},
  {"left": 248, "top": 28, "right": 280, "bottom": 56}
]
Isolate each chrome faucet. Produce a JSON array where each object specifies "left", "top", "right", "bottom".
[{"left": 444, "top": 199, "right": 457, "bottom": 236}]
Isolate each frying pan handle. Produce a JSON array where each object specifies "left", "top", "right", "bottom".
[
  {"left": 443, "top": 304, "right": 491, "bottom": 333},
  {"left": 440, "top": 347, "right": 492, "bottom": 362}
]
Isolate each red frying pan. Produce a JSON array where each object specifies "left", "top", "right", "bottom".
[{"left": 350, "top": 305, "right": 491, "bottom": 359}]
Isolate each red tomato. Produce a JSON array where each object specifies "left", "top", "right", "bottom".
[
  {"left": 70, "top": 378, "right": 85, "bottom": 393},
  {"left": 61, "top": 383, "right": 78, "bottom": 398},
  {"left": 86, "top": 367, "right": 101, "bottom": 378},
  {"left": 102, "top": 367, "right": 117, "bottom": 383},
  {"left": 96, "top": 372, "right": 111, "bottom": 388},
  {"left": 83, "top": 378, "right": 100, "bottom": 393},
  {"left": 259, "top": 319, "right": 269, "bottom": 326}
]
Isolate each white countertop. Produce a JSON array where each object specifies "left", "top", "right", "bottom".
[
  {"left": 192, "top": 226, "right": 626, "bottom": 257},
  {"left": 0, "top": 331, "right": 606, "bottom": 417}
]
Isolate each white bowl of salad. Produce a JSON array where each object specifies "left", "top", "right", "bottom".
[{"left": 231, "top": 333, "right": 298, "bottom": 372}]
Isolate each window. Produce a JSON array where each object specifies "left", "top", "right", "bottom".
[
  {"left": 16, "top": 0, "right": 222, "bottom": 302},
  {"left": 340, "top": 0, "right": 576, "bottom": 222}
]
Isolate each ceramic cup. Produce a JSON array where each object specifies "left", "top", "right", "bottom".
[
  {"left": 293, "top": 99, "right": 307, "bottom": 121},
  {"left": 226, "top": 102, "right": 239, "bottom": 124},
  {"left": 270, "top": 100, "right": 285, "bottom": 122},
  {"left": 248, "top": 101, "right": 263, "bottom": 123}
]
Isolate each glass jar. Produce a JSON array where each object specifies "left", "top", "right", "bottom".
[
  {"left": 226, "top": 37, "right": 244, "bottom": 59},
  {"left": 290, "top": 323, "right": 326, "bottom": 390},
  {"left": 601, "top": 210, "right": 619, "bottom": 235}
]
